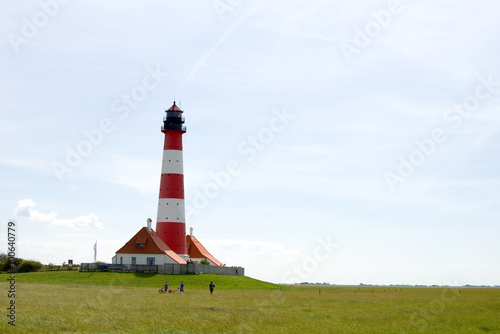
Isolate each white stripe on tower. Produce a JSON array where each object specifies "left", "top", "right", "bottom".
[
  {"left": 161, "top": 150, "right": 183, "bottom": 174},
  {"left": 157, "top": 198, "right": 185, "bottom": 222}
]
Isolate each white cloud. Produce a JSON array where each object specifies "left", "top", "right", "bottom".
[
  {"left": 74, "top": 153, "right": 160, "bottom": 195},
  {"left": 14, "top": 199, "right": 104, "bottom": 230},
  {"left": 201, "top": 238, "right": 310, "bottom": 282},
  {"left": 205, "top": 238, "right": 303, "bottom": 259}
]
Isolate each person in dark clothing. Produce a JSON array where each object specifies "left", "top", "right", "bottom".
[
  {"left": 209, "top": 281, "right": 215, "bottom": 294},
  {"left": 179, "top": 281, "right": 185, "bottom": 292}
]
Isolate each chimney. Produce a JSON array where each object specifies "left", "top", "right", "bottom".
[
  {"left": 190, "top": 227, "right": 193, "bottom": 238},
  {"left": 146, "top": 218, "right": 152, "bottom": 231}
]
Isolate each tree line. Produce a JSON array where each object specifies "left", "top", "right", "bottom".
[{"left": 0, "top": 253, "right": 42, "bottom": 273}]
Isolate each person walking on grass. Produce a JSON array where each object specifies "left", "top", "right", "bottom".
[
  {"left": 164, "top": 281, "right": 169, "bottom": 293},
  {"left": 209, "top": 281, "right": 215, "bottom": 294}
]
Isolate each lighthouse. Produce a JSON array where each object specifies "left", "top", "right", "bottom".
[
  {"left": 113, "top": 101, "right": 227, "bottom": 267},
  {"left": 156, "top": 101, "right": 188, "bottom": 260}
]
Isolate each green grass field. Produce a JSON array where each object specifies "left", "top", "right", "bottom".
[{"left": 1, "top": 272, "right": 499, "bottom": 333}]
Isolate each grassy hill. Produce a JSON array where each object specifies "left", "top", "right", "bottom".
[
  {"left": 1, "top": 271, "right": 499, "bottom": 333},
  {"left": 0, "top": 271, "right": 283, "bottom": 290}
]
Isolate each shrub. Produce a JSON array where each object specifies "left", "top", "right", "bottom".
[
  {"left": 0, "top": 253, "right": 22, "bottom": 272},
  {"left": 19, "top": 260, "right": 43, "bottom": 273},
  {"left": 43, "top": 263, "right": 62, "bottom": 271},
  {"left": 200, "top": 258, "right": 210, "bottom": 265}
]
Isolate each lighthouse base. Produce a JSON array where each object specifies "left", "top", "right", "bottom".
[{"left": 156, "top": 222, "right": 187, "bottom": 255}]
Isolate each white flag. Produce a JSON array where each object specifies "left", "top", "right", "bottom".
[{"left": 93, "top": 241, "right": 97, "bottom": 261}]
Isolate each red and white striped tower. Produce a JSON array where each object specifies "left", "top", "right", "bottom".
[{"left": 156, "top": 101, "right": 188, "bottom": 259}]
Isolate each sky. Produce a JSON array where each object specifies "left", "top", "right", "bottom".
[{"left": 1, "top": 0, "right": 499, "bottom": 285}]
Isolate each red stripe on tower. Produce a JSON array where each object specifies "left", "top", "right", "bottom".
[{"left": 156, "top": 101, "right": 188, "bottom": 259}]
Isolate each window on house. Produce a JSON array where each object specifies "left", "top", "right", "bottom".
[
  {"left": 120, "top": 256, "right": 123, "bottom": 265},
  {"left": 131, "top": 257, "right": 136, "bottom": 265},
  {"left": 147, "top": 257, "right": 155, "bottom": 265}
]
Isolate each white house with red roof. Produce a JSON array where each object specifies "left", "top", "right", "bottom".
[
  {"left": 112, "top": 220, "right": 223, "bottom": 266},
  {"left": 112, "top": 221, "right": 187, "bottom": 266}
]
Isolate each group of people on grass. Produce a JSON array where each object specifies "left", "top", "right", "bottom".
[
  {"left": 162, "top": 281, "right": 184, "bottom": 293},
  {"left": 161, "top": 281, "right": 216, "bottom": 294}
]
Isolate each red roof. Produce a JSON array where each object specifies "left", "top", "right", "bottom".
[
  {"left": 167, "top": 101, "right": 182, "bottom": 111},
  {"left": 116, "top": 227, "right": 186, "bottom": 264},
  {"left": 186, "top": 235, "right": 223, "bottom": 266}
]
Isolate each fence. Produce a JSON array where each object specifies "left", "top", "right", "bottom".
[{"left": 79, "top": 263, "right": 244, "bottom": 276}]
